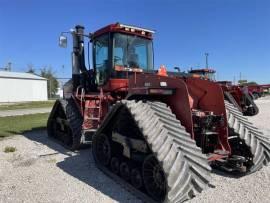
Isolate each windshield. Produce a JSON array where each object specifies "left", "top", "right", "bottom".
[
  {"left": 113, "top": 33, "right": 153, "bottom": 70},
  {"left": 205, "top": 72, "right": 215, "bottom": 81},
  {"left": 190, "top": 71, "right": 215, "bottom": 81}
]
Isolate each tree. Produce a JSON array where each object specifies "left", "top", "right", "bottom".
[
  {"left": 239, "top": 80, "right": 258, "bottom": 86},
  {"left": 40, "top": 67, "right": 59, "bottom": 98},
  {"left": 245, "top": 81, "right": 258, "bottom": 86},
  {"left": 26, "top": 63, "right": 35, "bottom": 74}
]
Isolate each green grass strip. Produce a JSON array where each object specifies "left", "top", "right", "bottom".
[
  {"left": 0, "top": 113, "right": 49, "bottom": 138},
  {"left": 0, "top": 100, "right": 55, "bottom": 111}
]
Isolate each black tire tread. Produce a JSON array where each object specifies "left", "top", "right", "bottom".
[
  {"left": 243, "top": 92, "right": 259, "bottom": 116},
  {"left": 225, "top": 100, "right": 270, "bottom": 172},
  {"left": 224, "top": 91, "right": 242, "bottom": 112},
  {"left": 47, "top": 98, "right": 83, "bottom": 150},
  {"left": 124, "top": 100, "right": 211, "bottom": 203}
]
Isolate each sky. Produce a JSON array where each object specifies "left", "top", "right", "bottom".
[{"left": 0, "top": 0, "right": 270, "bottom": 83}]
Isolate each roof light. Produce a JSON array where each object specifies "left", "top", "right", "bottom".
[
  {"left": 114, "top": 65, "right": 143, "bottom": 73},
  {"left": 119, "top": 23, "right": 155, "bottom": 34}
]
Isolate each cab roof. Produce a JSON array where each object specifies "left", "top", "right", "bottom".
[{"left": 91, "top": 23, "right": 155, "bottom": 40}]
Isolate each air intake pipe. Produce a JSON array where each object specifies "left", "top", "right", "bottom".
[{"left": 71, "top": 25, "right": 87, "bottom": 90}]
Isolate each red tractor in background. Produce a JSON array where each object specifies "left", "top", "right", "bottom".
[
  {"left": 47, "top": 23, "right": 270, "bottom": 203},
  {"left": 218, "top": 80, "right": 259, "bottom": 116},
  {"left": 189, "top": 68, "right": 216, "bottom": 81},
  {"left": 239, "top": 84, "right": 264, "bottom": 99},
  {"left": 261, "top": 84, "right": 270, "bottom": 94},
  {"left": 189, "top": 68, "right": 259, "bottom": 116}
]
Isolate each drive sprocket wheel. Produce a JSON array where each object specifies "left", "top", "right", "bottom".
[
  {"left": 120, "top": 162, "right": 130, "bottom": 181},
  {"left": 143, "top": 154, "right": 166, "bottom": 202},
  {"left": 110, "top": 157, "right": 120, "bottom": 174},
  {"left": 131, "top": 168, "right": 143, "bottom": 189},
  {"left": 94, "top": 133, "right": 112, "bottom": 166}
]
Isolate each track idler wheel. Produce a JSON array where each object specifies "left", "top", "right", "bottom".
[
  {"left": 143, "top": 155, "right": 166, "bottom": 202},
  {"left": 131, "top": 168, "right": 143, "bottom": 189},
  {"left": 55, "top": 118, "right": 73, "bottom": 146},
  {"left": 110, "top": 157, "right": 120, "bottom": 174},
  {"left": 119, "top": 162, "right": 130, "bottom": 181},
  {"left": 62, "top": 125, "right": 73, "bottom": 146},
  {"left": 95, "top": 134, "right": 111, "bottom": 166}
]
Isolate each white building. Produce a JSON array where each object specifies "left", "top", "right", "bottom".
[
  {"left": 0, "top": 71, "right": 48, "bottom": 102},
  {"left": 56, "top": 87, "right": 63, "bottom": 98}
]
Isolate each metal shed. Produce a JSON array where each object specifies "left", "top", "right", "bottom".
[{"left": 0, "top": 71, "right": 48, "bottom": 102}]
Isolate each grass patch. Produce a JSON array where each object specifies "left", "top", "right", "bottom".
[
  {"left": 4, "top": 146, "right": 16, "bottom": 153},
  {"left": 0, "top": 100, "right": 55, "bottom": 111},
  {"left": 0, "top": 113, "right": 49, "bottom": 138}
]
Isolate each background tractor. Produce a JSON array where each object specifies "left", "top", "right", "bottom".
[
  {"left": 188, "top": 68, "right": 259, "bottom": 116},
  {"left": 239, "top": 84, "right": 264, "bottom": 99},
  {"left": 47, "top": 23, "right": 270, "bottom": 202}
]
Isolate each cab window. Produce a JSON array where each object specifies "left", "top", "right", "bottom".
[{"left": 94, "top": 34, "right": 109, "bottom": 85}]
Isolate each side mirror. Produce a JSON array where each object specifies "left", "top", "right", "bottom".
[{"left": 59, "top": 35, "right": 67, "bottom": 48}]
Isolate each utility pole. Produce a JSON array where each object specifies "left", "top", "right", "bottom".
[
  {"left": 0, "top": 62, "right": 12, "bottom": 71},
  {"left": 7, "top": 62, "right": 12, "bottom": 71},
  {"left": 62, "top": 65, "right": 65, "bottom": 76},
  {"left": 240, "top": 72, "right": 242, "bottom": 81},
  {"left": 205, "top": 53, "right": 209, "bottom": 68}
]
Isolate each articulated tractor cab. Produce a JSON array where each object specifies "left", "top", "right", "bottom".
[
  {"left": 189, "top": 68, "right": 216, "bottom": 81},
  {"left": 47, "top": 23, "right": 270, "bottom": 202}
]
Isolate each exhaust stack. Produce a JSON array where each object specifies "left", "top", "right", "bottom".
[{"left": 71, "top": 25, "right": 87, "bottom": 90}]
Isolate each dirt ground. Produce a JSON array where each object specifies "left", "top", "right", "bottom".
[{"left": 1, "top": 97, "right": 270, "bottom": 203}]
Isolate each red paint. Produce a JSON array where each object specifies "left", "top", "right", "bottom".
[{"left": 92, "top": 23, "right": 153, "bottom": 40}]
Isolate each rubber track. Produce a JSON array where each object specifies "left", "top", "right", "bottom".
[
  {"left": 225, "top": 101, "right": 270, "bottom": 172},
  {"left": 223, "top": 91, "right": 242, "bottom": 112},
  {"left": 123, "top": 100, "right": 211, "bottom": 202},
  {"left": 243, "top": 92, "right": 259, "bottom": 116},
  {"left": 48, "top": 98, "right": 83, "bottom": 150}
]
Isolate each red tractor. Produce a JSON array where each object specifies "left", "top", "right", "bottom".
[
  {"left": 47, "top": 23, "right": 270, "bottom": 202},
  {"left": 218, "top": 81, "right": 259, "bottom": 116},
  {"left": 189, "top": 68, "right": 216, "bottom": 81},
  {"left": 188, "top": 68, "right": 259, "bottom": 116},
  {"left": 261, "top": 84, "right": 270, "bottom": 94},
  {"left": 239, "top": 84, "right": 264, "bottom": 99}
]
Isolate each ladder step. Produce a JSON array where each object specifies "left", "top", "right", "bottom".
[
  {"left": 83, "top": 129, "right": 97, "bottom": 132},
  {"left": 87, "top": 117, "right": 100, "bottom": 120}
]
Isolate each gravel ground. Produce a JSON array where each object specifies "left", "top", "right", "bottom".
[
  {"left": 189, "top": 96, "right": 270, "bottom": 203},
  {"left": 0, "top": 131, "right": 139, "bottom": 203},
  {"left": 0, "top": 96, "right": 270, "bottom": 203}
]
